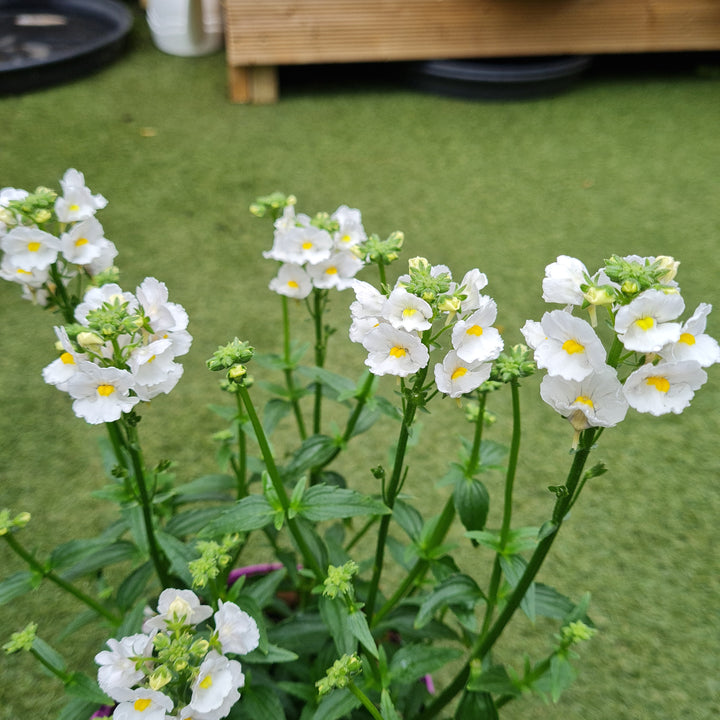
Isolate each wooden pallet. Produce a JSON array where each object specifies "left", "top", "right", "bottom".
[{"left": 223, "top": 0, "right": 720, "bottom": 103}]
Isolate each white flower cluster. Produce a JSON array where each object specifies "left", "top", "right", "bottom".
[
  {"left": 42, "top": 277, "right": 191, "bottom": 424},
  {"left": 0, "top": 169, "right": 116, "bottom": 305},
  {"left": 350, "top": 260, "right": 504, "bottom": 398},
  {"left": 264, "top": 204, "right": 366, "bottom": 298},
  {"left": 524, "top": 254, "right": 719, "bottom": 430},
  {"left": 95, "top": 589, "right": 259, "bottom": 720}
]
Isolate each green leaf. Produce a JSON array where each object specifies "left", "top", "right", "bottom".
[
  {"left": 155, "top": 531, "right": 197, "bottom": 586},
  {"left": 415, "top": 574, "right": 485, "bottom": 629},
  {"left": 31, "top": 636, "right": 66, "bottom": 673},
  {"left": 199, "top": 495, "right": 275, "bottom": 537},
  {"left": 242, "top": 643, "right": 299, "bottom": 664},
  {"left": 550, "top": 653, "right": 577, "bottom": 702},
  {"left": 207, "top": 403, "right": 239, "bottom": 422},
  {"left": 465, "top": 526, "right": 539, "bottom": 555},
  {"left": 172, "top": 473, "right": 235, "bottom": 502},
  {"left": 264, "top": 398, "right": 292, "bottom": 436},
  {"left": 116, "top": 561, "right": 154, "bottom": 611},
  {"left": 499, "top": 554, "right": 535, "bottom": 623},
  {"left": 454, "top": 690, "right": 499, "bottom": 720},
  {"left": 0, "top": 570, "right": 36, "bottom": 605},
  {"left": 388, "top": 644, "right": 461, "bottom": 685},
  {"left": 319, "top": 595, "right": 356, "bottom": 656},
  {"left": 267, "top": 612, "right": 328, "bottom": 655},
  {"left": 392, "top": 499, "right": 424, "bottom": 541},
  {"left": 242, "top": 567, "right": 287, "bottom": 609},
  {"left": 49, "top": 538, "right": 114, "bottom": 571},
  {"left": 466, "top": 664, "right": 521, "bottom": 696},
  {"left": 64, "top": 672, "right": 112, "bottom": 704},
  {"left": 454, "top": 475, "right": 490, "bottom": 533},
  {"left": 61, "top": 541, "right": 139, "bottom": 580},
  {"left": 380, "top": 689, "right": 402, "bottom": 720},
  {"left": 285, "top": 435, "right": 338, "bottom": 476},
  {"left": 165, "top": 506, "right": 231, "bottom": 537},
  {"left": 312, "top": 688, "right": 360, "bottom": 720},
  {"left": 235, "top": 683, "right": 287, "bottom": 720},
  {"left": 297, "top": 365, "right": 356, "bottom": 399},
  {"left": 347, "top": 608, "right": 378, "bottom": 658},
  {"left": 299, "top": 485, "right": 389, "bottom": 522},
  {"left": 58, "top": 697, "right": 104, "bottom": 720},
  {"left": 534, "top": 583, "right": 577, "bottom": 621}
]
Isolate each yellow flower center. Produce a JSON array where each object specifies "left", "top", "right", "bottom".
[
  {"left": 97, "top": 384, "right": 115, "bottom": 397},
  {"left": 134, "top": 698, "right": 152, "bottom": 712},
  {"left": 287, "top": 280, "right": 299, "bottom": 289},
  {"left": 389, "top": 346, "right": 406, "bottom": 358},
  {"left": 646, "top": 376, "right": 670, "bottom": 393},
  {"left": 16, "top": 268, "right": 32, "bottom": 277},
  {"left": 635, "top": 316, "right": 655, "bottom": 331},
  {"left": 574, "top": 395, "right": 594, "bottom": 408},
  {"left": 75, "top": 237, "right": 89, "bottom": 247},
  {"left": 27, "top": 242, "right": 41, "bottom": 252},
  {"left": 562, "top": 339, "right": 585, "bottom": 355},
  {"left": 341, "top": 234, "right": 352, "bottom": 243},
  {"left": 466, "top": 325, "right": 483, "bottom": 337},
  {"left": 200, "top": 675, "right": 213, "bottom": 690},
  {"left": 69, "top": 203, "right": 80, "bottom": 212},
  {"left": 451, "top": 367, "right": 468, "bottom": 381},
  {"left": 60, "top": 352, "right": 74, "bottom": 365},
  {"left": 301, "top": 241, "right": 313, "bottom": 250},
  {"left": 679, "top": 332, "right": 695, "bottom": 345},
  {"left": 403, "top": 307, "right": 417, "bottom": 318},
  {"left": 325, "top": 266, "right": 338, "bottom": 275}
]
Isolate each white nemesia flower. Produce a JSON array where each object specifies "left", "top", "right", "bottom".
[
  {"left": 331, "top": 205, "right": 366, "bottom": 249},
  {"left": 623, "top": 360, "right": 707, "bottom": 416},
  {"left": 451, "top": 297, "right": 503, "bottom": 364},
  {"left": 268, "top": 262, "right": 313, "bottom": 298},
  {"left": 306, "top": 251, "right": 364, "bottom": 290},
  {"left": 135, "top": 277, "right": 188, "bottom": 334},
  {"left": 457, "top": 268, "right": 489, "bottom": 314},
  {"left": 540, "top": 367, "right": 628, "bottom": 432},
  {"left": 42, "top": 327, "right": 82, "bottom": 391},
  {"left": 614, "top": 289, "right": 684, "bottom": 353},
  {"left": 185, "top": 650, "right": 244, "bottom": 720},
  {"left": 362, "top": 324, "right": 429, "bottom": 377},
  {"left": 542, "top": 255, "right": 588, "bottom": 306},
  {"left": 144, "top": 588, "right": 213, "bottom": 632},
  {"left": 95, "top": 633, "right": 154, "bottom": 700},
  {"left": 0, "top": 226, "right": 61, "bottom": 271},
  {"left": 264, "top": 224, "right": 333, "bottom": 265},
  {"left": 520, "top": 319, "right": 546, "bottom": 350},
  {"left": 59, "top": 217, "right": 107, "bottom": 265},
  {"left": 54, "top": 168, "right": 108, "bottom": 222},
  {"left": 112, "top": 688, "right": 173, "bottom": 720},
  {"left": 65, "top": 364, "right": 140, "bottom": 424},
  {"left": 85, "top": 236, "right": 118, "bottom": 275},
  {"left": 0, "top": 186, "right": 28, "bottom": 234},
  {"left": 434, "top": 350, "right": 492, "bottom": 398},
  {"left": 350, "top": 280, "right": 385, "bottom": 320},
  {"left": 214, "top": 601, "right": 260, "bottom": 656},
  {"left": 0, "top": 252, "right": 49, "bottom": 288},
  {"left": 383, "top": 287, "right": 433, "bottom": 332},
  {"left": 660, "top": 303, "right": 720, "bottom": 368},
  {"left": 128, "top": 338, "right": 184, "bottom": 401},
  {"left": 530, "top": 310, "right": 607, "bottom": 381},
  {"left": 349, "top": 315, "right": 382, "bottom": 344}
]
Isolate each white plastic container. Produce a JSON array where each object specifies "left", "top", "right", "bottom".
[{"left": 146, "top": 0, "right": 223, "bottom": 57}]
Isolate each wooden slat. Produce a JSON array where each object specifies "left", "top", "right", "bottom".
[{"left": 224, "top": 0, "right": 720, "bottom": 66}]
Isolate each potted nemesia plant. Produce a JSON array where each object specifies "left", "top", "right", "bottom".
[{"left": 1, "top": 171, "right": 718, "bottom": 720}]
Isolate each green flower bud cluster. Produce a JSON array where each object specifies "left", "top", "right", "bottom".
[
  {"left": 316, "top": 653, "right": 362, "bottom": 696},
  {"left": 5, "top": 187, "right": 58, "bottom": 228},
  {"left": 0, "top": 508, "right": 31, "bottom": 536},
  {"left": 602, "top": 254, "right": 680, "bottom": 304},
  {"left": 207, "top": 338, "right": 255, "bottom": 389},
  {"left": 189, "top": 535, "right": 240, "bottom": 589},
  {"left": 400, "top": 256, "right": 452, "bottom": 305},
  {"left": 560, "top": 620, "right": 597, "bottom": 646},
  {"left": 322, "top": 561, "right": 359, "bottom": 600},
  {"left": 85, "top": 299, "right": 147, "bottom": 341},
  {"left": 310, "top": 211, "right": 340, "bottom": 235},
  {"left": 353, "top": 231, "right": 404, "bottom": 267},
  {"left": 3, "top": 622, "right": 37, "bottom": 654},
  {"left": 490, "top": 344, "right": 536, "bottom": 384},
  {"left": 249, "top": 192, "right": 296, "bottom": 221}
]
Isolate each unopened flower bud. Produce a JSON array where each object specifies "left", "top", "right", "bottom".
[
  {"left": 438, "top": 296, "right": 462, "bottom": 314},
  {"left": 3, "top": 623, "right": 37, "bottom": 654},
  {"left": 148, "top": 666, "right": 173, "bottom": 691},
  {"left": 655, "top": 255, "right": 679, "bottom": 284},
  {"left": 76, "top": 331, "right": 104, "bottom": 351},
  {"left": 583, "top": 286, "right": 614, "bottom": 307},
  {"left": 32, "top": 209, "right": 52, "bottom": 224},
  {"left": 621, "top": 279, "right": 639, "bottom": 295},
  {"left": 227, "top": 364, "right": 247, "bottom": 381},
  {"left": 408, "top": 256, "right": 430, "bottom": 272},
  {"left": 190, "top": 639, "right": 210, "bottom": 657}
]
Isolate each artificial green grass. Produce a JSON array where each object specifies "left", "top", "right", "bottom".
[{"left": 1, "top": 9, "right": 719, "bottom": 719}]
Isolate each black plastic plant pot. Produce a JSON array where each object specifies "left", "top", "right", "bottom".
[
  {"left": 0, "top": 0, "right": 133, "bottom": 94},
  {"left": 411, "top": 55, "right": 593, "bottom": 100}
]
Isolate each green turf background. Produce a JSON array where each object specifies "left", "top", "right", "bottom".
[{"left": 1, "top": 7, "right": 719, "bottom": 719}]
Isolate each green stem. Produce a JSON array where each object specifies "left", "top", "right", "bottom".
[
  {"left": 371, "top": 492, "right": 456, "bottom": 627},
  {"left": 234, "top": 392, "right": 248, "bottom": 498},
  {"left": 499, "top": 379, "right": 522, "bottom": 548},
  {"left": 416, "top": 428, "right": 598, "bottom": 720},
  {"left": 347, "top": 681, "right": 384, "bottom": 720},
  {"left": 282, "top": 296, "right": 307, "bottom": 441},
  {"left": 366, "top": 362, "right": 430, "bottom": 620},
  {"left": 122, "top": 419, "right": 172, "bottom": 588},
  {"left": 376, "top": 260, "right": 387, "bottom": 289},
  {"left": 345, "top": 515, "right": 379, "bottom": 552},
  {"left": 3, "top": 532, "right": 120, "bottom": 624},
  {"left": 238, "top": 385, "right": 324, "bottom": 580},
  {"left": 312, "top": 289, "right": 327, "bottom": 436},
  {"left": 467, "top": 391, "right": 488, "bottom": 474}
]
